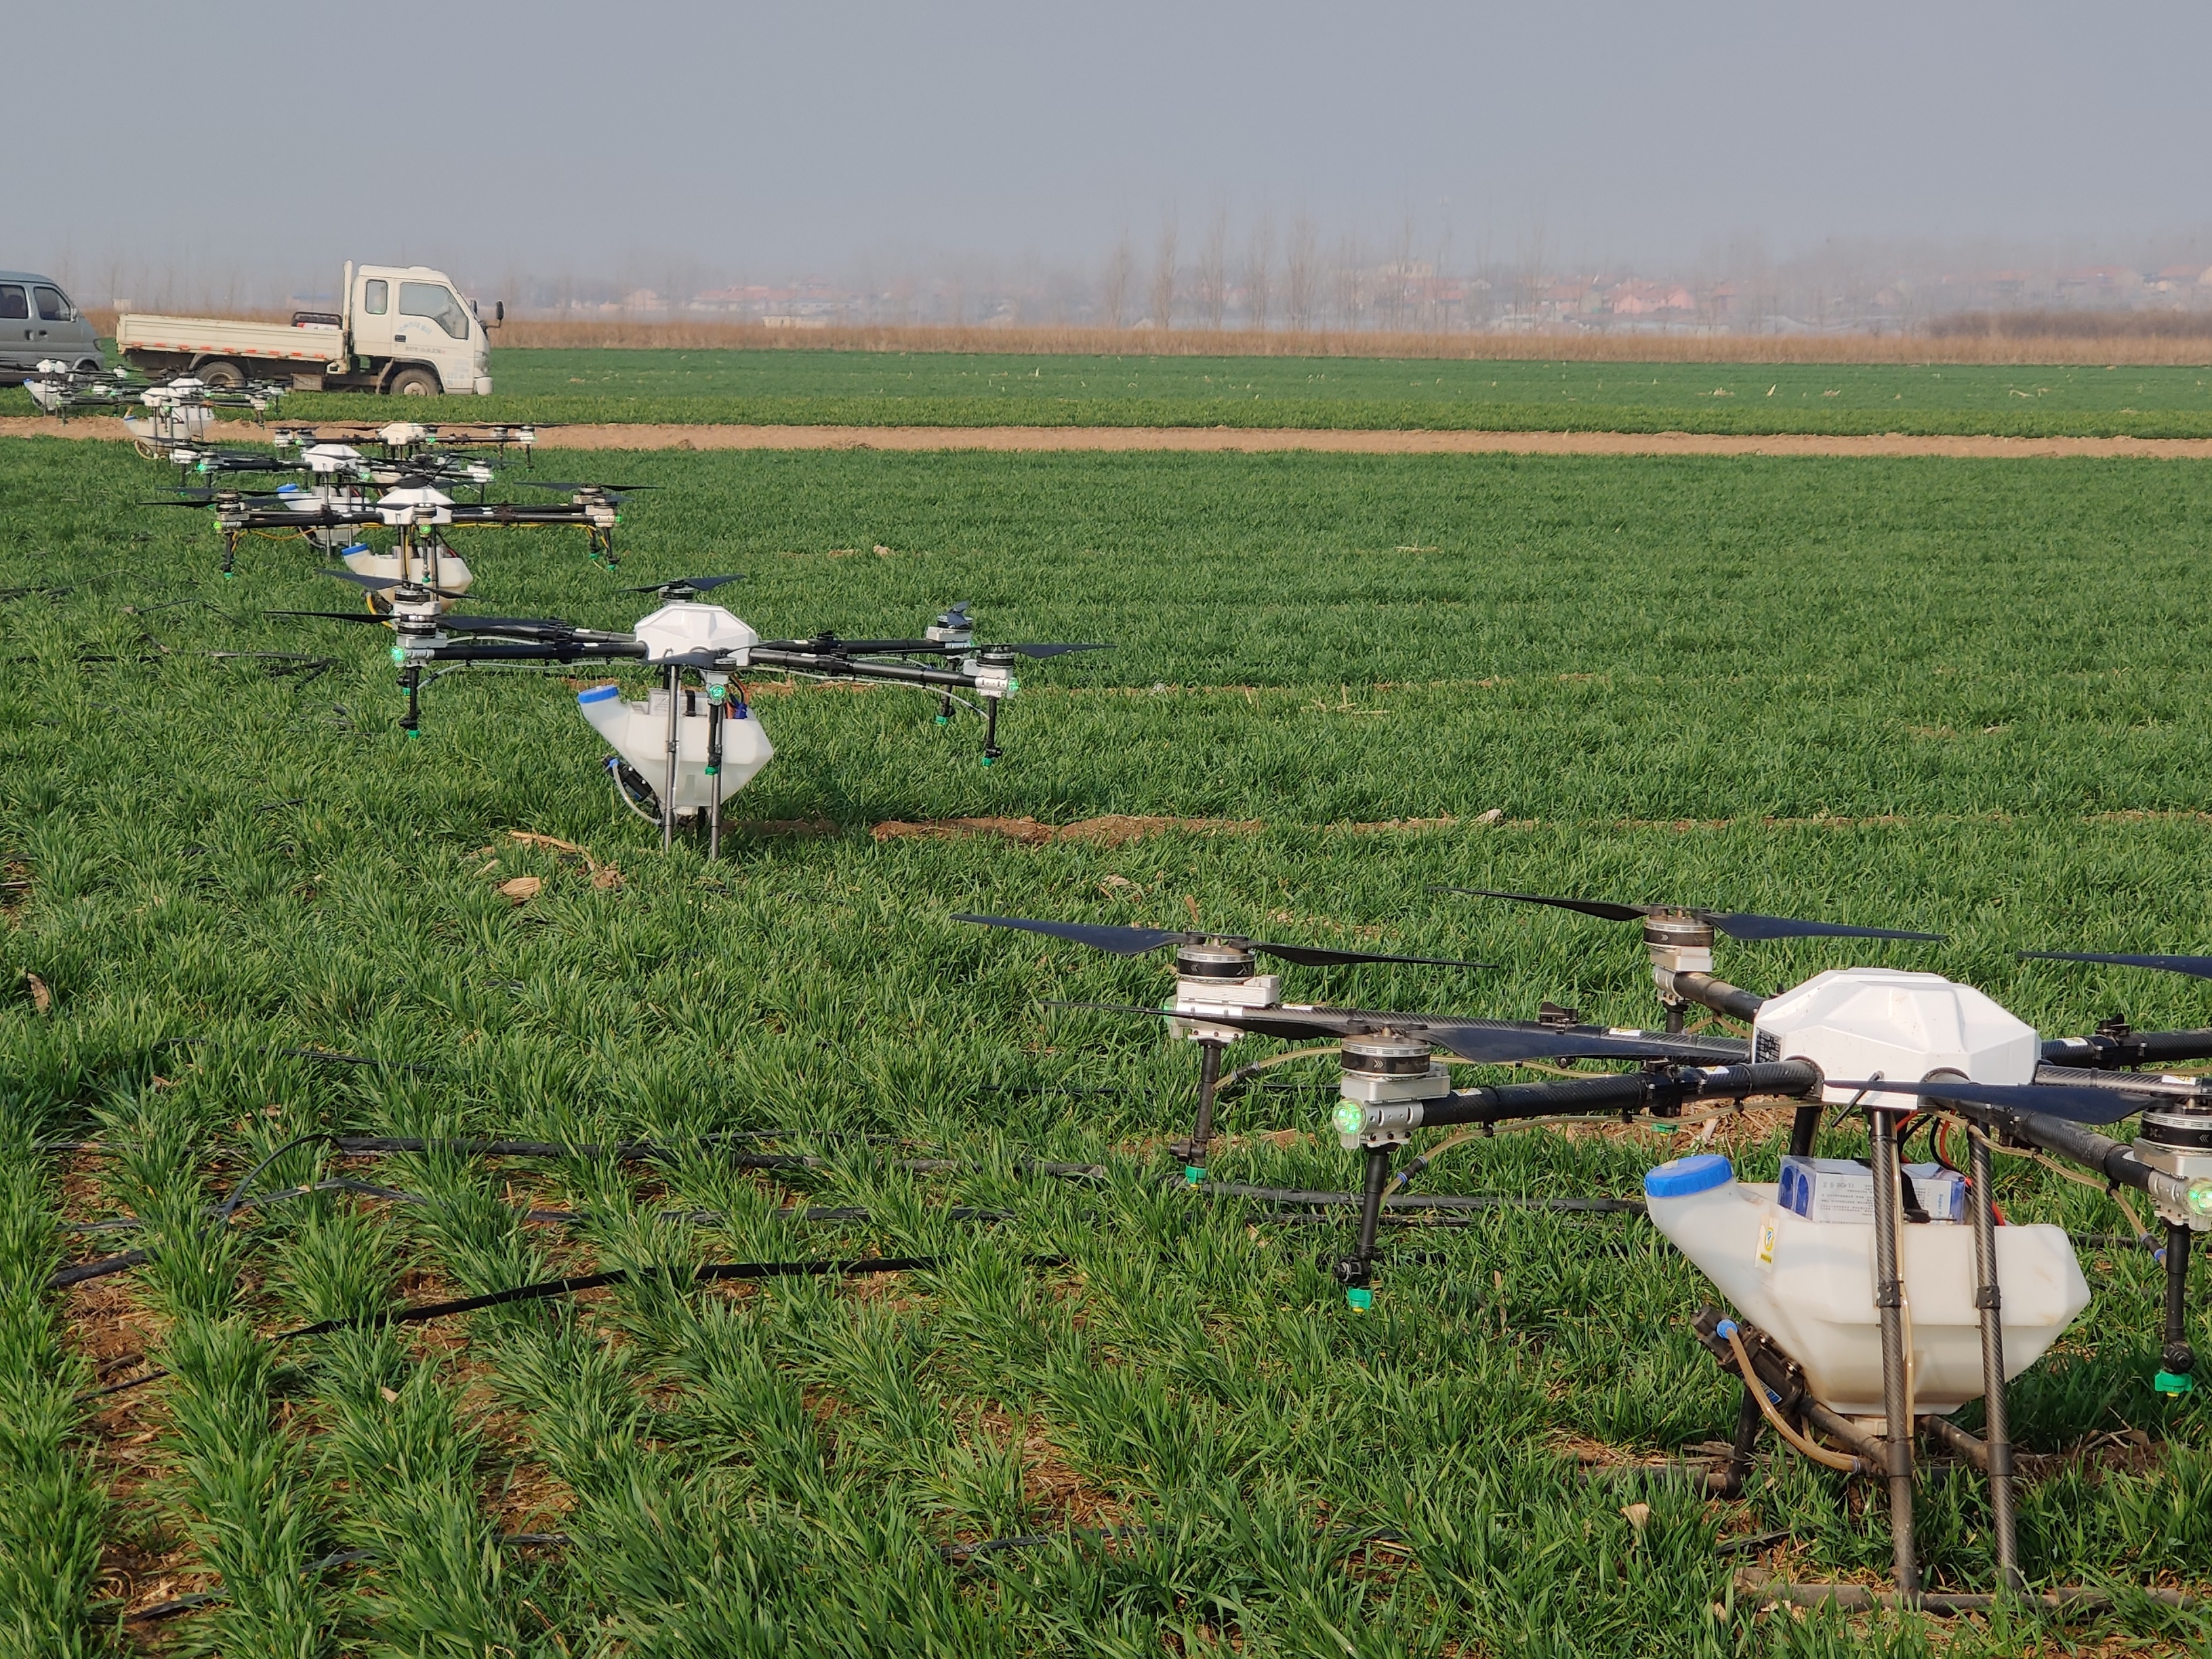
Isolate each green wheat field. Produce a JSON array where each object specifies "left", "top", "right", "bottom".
[
  {"left": 1, "top": 429, "right": 2209, "bottom": 1654},
  {"left": 15, "top": 350, "right": 2212, "bottom": 435}
]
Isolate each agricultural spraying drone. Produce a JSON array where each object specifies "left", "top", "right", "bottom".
[
  {"left": 146, "top": 439, "right": 632, "bottom": 580},
  {"left": 971, "top": 901, "right": 2212, "bottom": 1599},
  {"left": 277, "top": 589, "right": 1105, "bottom": 855},
  {"left": 26, "top": 361, "right": 287, "bottom": 451}
]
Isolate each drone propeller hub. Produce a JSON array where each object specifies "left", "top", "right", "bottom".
[
  {"left": 1174, "top": 941, "right": 1261, "bottom": 981},
  {"left": 1643, "top": 914, "right": 1717, "bottom": 989},
  {"left": 1339, "top": 1033, "right": 1435, "bottom": 1076},
  {"left": 1170, "top": 949, "right": 1282, "bottom": 1044},
  {"left": 1334, "top": 1033, "right": 1452, "bottom": 1147}
]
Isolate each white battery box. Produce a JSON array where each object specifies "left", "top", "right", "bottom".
[{"left": 1778, "top": 1155, "right": 1966, "bottom": 1223}]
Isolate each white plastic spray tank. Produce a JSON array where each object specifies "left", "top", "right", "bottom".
[
  {"left": 574, "top": 602, "right": 773, "bottom": 813},
  {"left": 1643, "top": 968, "right": 2091, "bottom": 1416}
]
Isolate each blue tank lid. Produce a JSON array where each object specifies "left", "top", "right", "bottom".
[
  {"left": 575, "top": 684, "right": 621, "bottom": 705},
  {"left": 1643, "top": 1153, "right": 1734, "bottom": 1200}
]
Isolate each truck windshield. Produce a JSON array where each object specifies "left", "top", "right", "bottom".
[{"left": 399, "top": 283, "right": 469, "bottom": 340}]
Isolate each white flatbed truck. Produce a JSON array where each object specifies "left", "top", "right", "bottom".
[{"left": 115, "top": 262, "right": 499, "bottom": 395}]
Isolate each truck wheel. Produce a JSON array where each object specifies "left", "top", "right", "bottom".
[
  {"left": 196, "top": 359, "right": 249, "bottom": 388},
  {"left": 75, "top": 359, "right": 101, "bottom": 373},
  {"left": 387, "top": 366, "right": 442, "bottom": 396}
]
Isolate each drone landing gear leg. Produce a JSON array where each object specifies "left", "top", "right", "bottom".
[
  {"left": 705, "top": 687, "right": 726, "bottom": 863},
  {"left": 1334, "top": 1143, "right": 1394, "bottom": 1312},
  {"left": 1717, "top": 1382, "right": 1766, "bottom": 1499},
  {"left": 979, "top": 695, "right": 1002, "bottom": 766},
  {"left": 937, "top": 691, "right": 954, "bottom": 726},
  {"left": 661, "top": 665, "right": 680, "bottom": 855},
  {"left": 222, "top": 531, "right": 239, "bottom": 579},
  {"left": 1787, "top": 1103, "right": 1821, "bottom": 1160},
  {"left": 1662, "top": 998, "right": 1687, "bottom": 1035},
  {"left": 2158, "top": 1222, "right": 2196, "bottom": 1396},
  {"left": 1172, "top": 1040, "right": 1227, "bottom": 1183},
  {"left": 1868, "top": 1106, "right": 1921, "bottom": 1599},
  {"left": 1966, "top": 1127, "right": 2023, "bottom": 1594}
]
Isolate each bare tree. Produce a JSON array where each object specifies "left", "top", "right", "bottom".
[
  {"left": 1286, "top": 213, "right": 1317, "bottom": 332},
  {"left": 1200, "top": 205, "right": 1229, "bottom": 330},
  {"left": 1246, "top": 211, "right": 1275, "bottom": 332},
  {"left": 1149, "top": 212, "right": 1178, "bottom": 329},
  {"left": 1334, "top": 232, "right": 1366, "bottom": 331},
  {"left": 1101, "top": 231, "right": 1132, "bottom": 329}
]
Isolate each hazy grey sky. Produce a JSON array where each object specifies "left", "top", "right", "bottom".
[{"left": 13, "top": 0, "right": 2211, "bottom": 294}]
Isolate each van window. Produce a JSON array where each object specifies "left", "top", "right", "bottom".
[
  {"left": 33, "top": 287, "right": 70, "bottom": 322},
  {"left": 399, "top": 282, "right": 469, "bottom": 340},
  {"left": 0, "top": 287, "right": 24, "bottom": 321},
  {"left": 363, "top": 279, "right": 388, "bottom": 315}
]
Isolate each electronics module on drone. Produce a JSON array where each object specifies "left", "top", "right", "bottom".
[
  {"left": 275, "top": 585, "right": 1105, "bottom": 857},
  {"left": 963, "top": 893, "right": 2212, "bottom": 1601}
]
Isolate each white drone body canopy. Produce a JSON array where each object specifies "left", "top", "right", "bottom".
[
  {"left": 1647, "top": 966, "right": 2089, "bottom": 1417},
  {"left": 631, "top": 602, "right": 757, "bottom": 665},
  {"left": 1753, "top": 968, "right": 2042, "bottom": 1109},
  {"left": 576, "top": 605, "right": 773, "bottom": 813}
]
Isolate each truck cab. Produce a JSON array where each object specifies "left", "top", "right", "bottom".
[{"left": 348, "top": 263, "right": 491, "bottom": 395}]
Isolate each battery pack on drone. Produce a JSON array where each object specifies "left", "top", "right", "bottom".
[{"left": 1777, "top": 1155, "right": 1966, "bottom": 1223}]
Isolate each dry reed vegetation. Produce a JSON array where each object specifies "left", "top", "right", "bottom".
[{"left": 487, "top": 318, "right": 2212, "bottom": 367}]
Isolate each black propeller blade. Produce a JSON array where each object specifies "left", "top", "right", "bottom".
[
  {"left": 1825, "top": 1077, "right": 2153, "bottom": 1126},
  {"left": 265, "top": 610, "right": 395, "bottom": 627},
  {"left": 1435, "top": 887, "right": 1946, "bottom": 943},
  {"left": 2020, "top": 950, "right": 2212, "bottom": 981},
  {"left": 619, "top": 575, "right": 747, "bottom": 598},
  {"left": 510, "top": 479, "right": 658, "bottom": 494},
  {"left": 983, "top": 642, "right": 1111, "bottom": 659},
  {"left": 321, "top": 569, "right": 469, "bottom": 600},
  {"left": 954, "top": 913, "right": 1494, "bottom": 970},
  {"left": 1045, "top": 1000, "right": 1747, "bottom": 1065}
]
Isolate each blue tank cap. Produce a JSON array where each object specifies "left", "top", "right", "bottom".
[
  {"left": 278, "top": 483, "right": 299, "bottom": 494},
  {"left": 341, "top": 542, "right": 370, "bottom": 556},
  {"left": 1643, "top": 1153, "right": 1734, "bottom": 1200},
  {"left": 575, "top": 684, "right": 621, "bottom": 705}
]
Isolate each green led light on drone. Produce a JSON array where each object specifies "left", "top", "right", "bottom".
[
  {"left": 2186, "top": 1181, "right": 2212, "bottom": 1219},
  {"left": 390, "top": 646, "right": 406, "bottom": 664},
  {"left": 1332, "top": 1101, "right": 1368, "bottom": 1138}
]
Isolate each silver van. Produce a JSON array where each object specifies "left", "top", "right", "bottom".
[{"left": 1, "top": 272, "right": 102, "bottom": 379}]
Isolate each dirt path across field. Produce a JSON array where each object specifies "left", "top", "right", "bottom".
[{"left": 8, "top": 414, "right": 2212, "bottom": 459}]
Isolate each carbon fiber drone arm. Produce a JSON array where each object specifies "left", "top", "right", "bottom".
[
  {"left": 1336, "top": 1059, "right": 1823, "bottom": 1139},
  {"left": 401, "top": 636, "right": 647, "bottom": 665},
  {"left": 746, "top": 647, "right": 1000, "bottom": 690},
  {"left": 1938, "top": 1096, "right": 2212, "bottom": 1221},
  {"left": 1667, "top": 971, "right": 1768, "bottom": 1023},
  {"left": 2041, "top": 1027, "right": 2212, "bottom": 1068}
]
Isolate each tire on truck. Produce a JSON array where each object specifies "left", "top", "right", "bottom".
[
  {"left": 195, "top": 358, "right": 249, "bottom": 388},
  {"left": 386, "top": 365, "right": 442, "bottom": 396}
]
